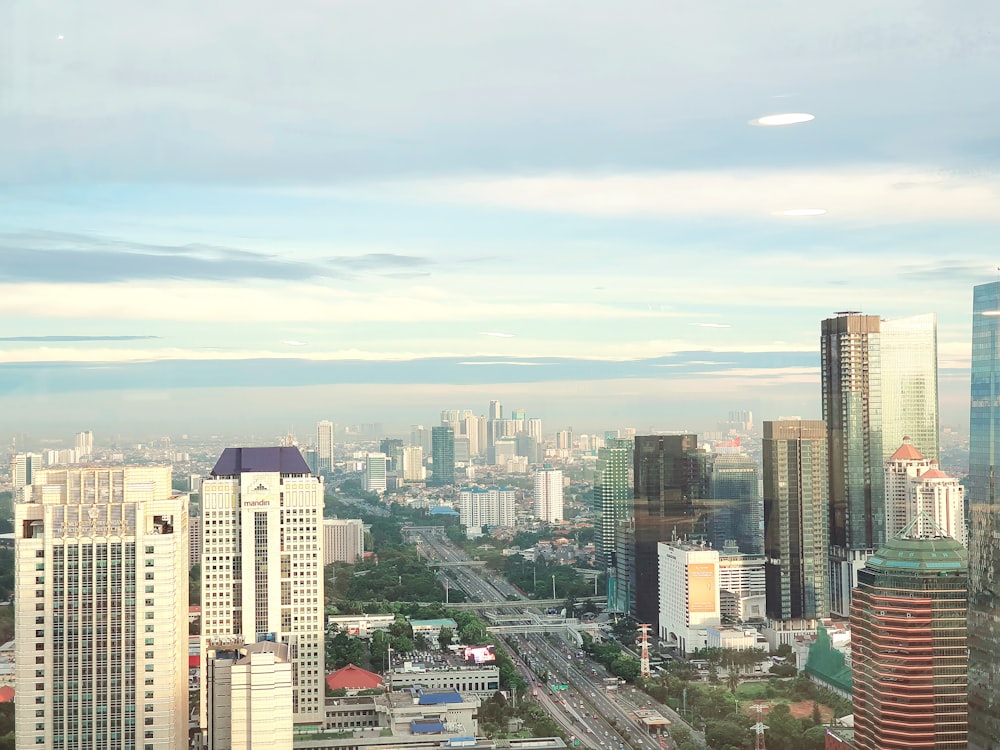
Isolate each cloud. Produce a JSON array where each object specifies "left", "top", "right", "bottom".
[
  {"left": 374, "top": 167, "right": 1000, "bottom": 222},
  {"left": 0, "top": 335, "right": 160, "bottom": 342}
]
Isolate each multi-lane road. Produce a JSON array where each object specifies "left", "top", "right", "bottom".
[{"left": 407, "top": 527, "right": 698, "bottom": 750}]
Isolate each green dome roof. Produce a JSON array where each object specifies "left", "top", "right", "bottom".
[{"left": 865, "top": 535, "right": 968, "bottom": 574}]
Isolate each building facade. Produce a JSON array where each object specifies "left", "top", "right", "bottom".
[
  {"left": 430, "top": 426, "right": 456, "bottom": 486},
  {"left": 657, "top": 542, "right": 721, "bottom": 655},
  {"left": 14, "top": 466, "right": 189, "bottom": 750},
  {"left": 199, "top": 447, "right": 325, "bottom": 731},
  {"left": 323, "top": 519, "right": 365, "bottom": 565},
  {"left": 533, "top": 467, "right": 564, "bottom": 523},
  {"left": 968, "top": 281, "right": 1000, "bottom": 748},
  {"left": 763, "top": 420, "right": 829, "bottom": 625},
  {"left": 880, "top": 313, "right": 939, "bottom": 462},
  {"left": 851, "top": 533, "right": 968, "bottom": 750},
  {"left": 708, "top": 452, "right": 761, "bottom": 555},
  {"left": 629, "top": 435, "right": 709, "bottom": 624}
]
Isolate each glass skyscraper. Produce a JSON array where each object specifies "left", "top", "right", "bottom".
[
  {"left": 595, "top": 439, "right": 632, "bottom": 613},
  {"left": 821, "top": 311, "right": 938, "bottom": 615},
  {"left": 968, "top": 281, "right": 1000, "bottom": 749},
  {"left": 430, "top": 425, "right": 456, "bottom": 486},
  {"left": 708, "top": 452, "right": 761, "bottom": 555},
  {"left": 881, "top": 313, "right": 939, "bottom": 462}
]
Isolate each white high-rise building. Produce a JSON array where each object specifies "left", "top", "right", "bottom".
[
  {"left": 316, "top": 420, "right": 335, "bottom": 475},
  {"left": 323, "top": 518, "right": 365, "bottom": 565},
  {"left": 14, "top": 466, "right": 189, "bottom": 749},
  {"left": 885, "top": 437, "right": 966, "bottom": 545},
  {"left": 364, "top": 452, "right": 388, "bottom": 494},
  {"left": 527, "top": 418, "right": 543, "bottom": 443},
  {"left": 206, "top": 640, "right": 293, "bottom": 750},
  {"left": 200, "top": 447, "right": 325, "bottom": 731},
  {"left": 74, "top": 430, "right": 94, "bottom": 457},
  {"left": 658, "top": 542, "right": 722, "bottom": 655},
  {"left": 400, "top": 446, "right": 425, "bottom": 482},
  {"left": 459, "top": 487, "right": 517, "bottom": 532},
  {"left": 533, "top": 467, "right": 564, "bottom": 522}
]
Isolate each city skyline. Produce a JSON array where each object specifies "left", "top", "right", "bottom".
[{"left": 2, "top": 2, "right": 997, "bottom": 436}]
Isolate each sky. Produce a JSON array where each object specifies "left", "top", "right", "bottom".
[{"left": 1, "top": 1, "right": 999, "bottom": 439}]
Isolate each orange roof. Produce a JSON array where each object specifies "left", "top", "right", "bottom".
[
  {"left": 889, "top": 438, "right": 925, "bottom": 461},
  {"left": 918, "top": 468, "right": 951, "bottom": 480},
  {"left": 325, "top": 663, "right": 383, "bottom": 691},
  {"left": 0, "top": 685, "right": 14, "bottom": 703}
]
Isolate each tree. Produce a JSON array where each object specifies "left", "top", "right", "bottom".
[
  {"left": 811, "top": 702, "right": 822, "bottom": 727},
  {"left": 414, "top": 633, "right": 430, "bottom": 650},
  {"left": 189, "top": 563, "right": 201, "bottom": 606},
  {"left": 705, "top": 719, "right": 748, "bottom": 750},
  {"left": 802, "top": 725, "right": 826, "bottom": 750},
  {"left": 726, "top": 668, "right": 740, "bottom": 694},
  {"left": 438, "top": 626, "right": 455, "bottom": 651},
  {"left": 764, "top": 703, "right": 802, "bottom": 750}
]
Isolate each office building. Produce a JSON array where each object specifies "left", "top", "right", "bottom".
[
  {"left": 317, "top": 420, "right": 335, "bottom": 475},
  {"left": 430, "top": 426, "right": 455, "bottom": 486},
  {"left": 454, "top": 436, "right": 471, "bottom": 463},
  {"left": 657, "top": 542, "right": 721, "bottom": 655},
  {"left": 595, "top": 440, "right": 631, "bottom": 612},
  {"left": 708, "top": 452, "right": 761, "bottom": 555},
  {"left": 364, "top": 453, "right": 388, "bottom": 494},
  {"left": 968, "top": 281, "right": 1000, "bottom": 748},
  {"left": 74, "top": 430, "right": 94, "bottom": 457},
  {"left": 533, "top": 466, "right": 564, "bottom": 522},
  {"left": 458, "top": 487, "right": 516, "bottom": 533},
  {"left": 200, "top": 447, "right": 325, "bottom": 731},
  {"left": 851, "top": 530, "right": 968, "bottom": 750},
  {"left": 14, "top": 466, "right": 189, "bottom": 749},
  {"left": 822, "top": 311, "right": 939, "bottom": 615},
  {"left": 763, "top": 420, "right": 829, "bottom": 624},
  {"left": 43, "top": 448, "right": 80, "bottom": 466},
  {"left": 493, "top": 437, "right": 517, "bottom": 466},
  {"left": 488, "top": 400, "right": 502, "bottom": 420},
  {"left": 388, "top": 664, "right": 501, "bottom": 698},
  {"left": 626, "top": 435, "right": 709, "bottom": 624},
  {"left": 527, "top": 418, "right": 543, "bottom": 443},
  {"left": 885, "top": 438, "right": 966, "bottom": 546},
  {"left": 880, "top": 313, "right": 939, "bottom": 462},
  {"left": 323, "top": 519, "right": 365, "bottom": 565},
  {"left": 379, "top": 439, "right": 404, "bottom": 472},
  {"left": 206, "top": 639, "right": 293, "bottom": 750}
]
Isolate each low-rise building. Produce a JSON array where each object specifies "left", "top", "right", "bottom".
[
  {"left": 410, "top": 619, "right": 459, "bottom": 642},
  {"left": 389, "top": 665, "right": 501, "bottom": 698},
  {"left": 385, "top": 689, "right": 479, "bottom": 737},
  {"left": 327, "top": 614, "right": 396, "bottom": 639}
]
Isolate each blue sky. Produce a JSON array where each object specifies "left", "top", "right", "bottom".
[{"left": 1, "top": 0, "right": 998, "bottom": 437}]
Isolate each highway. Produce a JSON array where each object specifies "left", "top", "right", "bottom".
[{"left": 406, "top": 527, "right": 692, "bottom": 750}]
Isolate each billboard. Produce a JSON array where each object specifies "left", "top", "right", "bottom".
[
  {"left": 688, "top": 562, "right": 717, "bottom": 614},
  {"left": 464, "top": 645, "right": 496, "bottom": 664}
]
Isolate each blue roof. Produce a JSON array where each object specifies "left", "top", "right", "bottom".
[
  {"left": 418, "top": 691, "right": 463, "bottom": 705},
  {"left": 411, "top": 719, "right": 445, "bottom": 733},
  {"left": 430, "top": 506, "right": 460, "bottom": 515},
  {"left": 211, "top": 447, "right": 311, "bottom": 476}
]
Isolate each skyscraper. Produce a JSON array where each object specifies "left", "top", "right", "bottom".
[
  {"left": 851, "top": 531, "right": 968, "bottom": 750},
  {"left": 316, "top": 420, "right": 335, "bottom": 475},
  {"left": 822, "top": 311, "right": 939, "bottom": 615},
  {"left": 762, "top": 420, "right": 829, "bottom": 624},
  {"left": 627, "top": 435, "right": 709, "bottom": 624},
  {"left": 200, "top": 447, "right": 325, "bottom": 731},
  {"left": 708, "top": 452, "right": 761, "bottom": 555},
  {"left": 430, "top": 425, "right": 455, "bottom": 486},
  {"left": 968, "top": 281, "right": 1000, "bottom": 748},
  {"left": 822, "top": 312, "right": 885, "bottom": 616},
  {"left": 322, "top": 518, "right": 365, "bottom": 565},
  {"left": 489, "top": 400, "right": 502, "bottom": 420},
  {"left": 10, "top": 451, "right": 42, "bottom": 499},
  {"left": 74, "top": 430, "right": 94, "bottom": 457},
  {"left": 596, "top": 439, "right": 632, "bottom": 567},
  {"left": 881, "top": 313, "right": 939, "bottom": 461},
  {"left": 14, "top": 466, "right": 190, "bottom": 749},
  {"left": 533, "top": 466, "right": 564, "bottom": 522}
]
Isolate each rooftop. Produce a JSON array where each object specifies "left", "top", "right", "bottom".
[
  {"left": 888, "top": 437, "right": 925, "bottom": 461},
  {"left": 211, "top": 446, "right": 311, "bottom": 476},
  {"left": 866, "top": 534, "right": 968, "bottom": 573}
]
